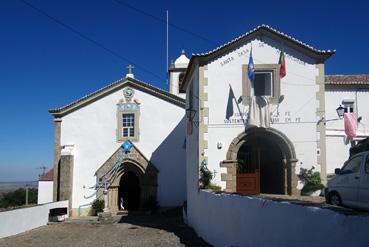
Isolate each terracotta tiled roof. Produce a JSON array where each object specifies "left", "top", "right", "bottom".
[
  {"left": 325, "top": 74, "right": 369, "bottom": 85},
  {"left": 39, "top": 169, "right": 53, "bottom": 181}
]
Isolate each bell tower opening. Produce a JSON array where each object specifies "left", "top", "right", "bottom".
[{"left": 168, "top": 49, "right": 189, "bottom": 98}]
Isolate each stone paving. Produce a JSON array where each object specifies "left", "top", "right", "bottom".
[{"left": 0, "top": 209, "right": 210, "bottom": 247}]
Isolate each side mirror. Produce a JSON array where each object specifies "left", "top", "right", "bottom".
[{"left": 335, "top": 168, "right": 341, "bottom": 175}]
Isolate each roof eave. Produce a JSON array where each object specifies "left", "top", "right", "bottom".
[
  {"left": 49, "top": 77, "right": 186, "bottom": 118},
  {"left": 179, "top": 25, "right": 335, "bottom": 93}
]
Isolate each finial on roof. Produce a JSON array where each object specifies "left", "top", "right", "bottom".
[
  {"left": 174, "top": 50, "right": 189, "bottom": 67},
  {"left": 126, "top": 64, "right": 135, "bottom": 78}
]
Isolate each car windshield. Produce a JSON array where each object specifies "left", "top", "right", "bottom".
[{"left": 341, "top": 155, "right": 363, "bottom": 174}]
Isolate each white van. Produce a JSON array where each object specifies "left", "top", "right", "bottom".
[{"left": 325, "top": 151, "right": 369, "bottom": 210}]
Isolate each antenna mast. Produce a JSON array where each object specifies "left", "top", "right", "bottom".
[
  {"left": 37, "top": 166, "right": 47, "bottom": 177},
  {"left": 166, "top": 10, "right": 169, "bottom": 86}
]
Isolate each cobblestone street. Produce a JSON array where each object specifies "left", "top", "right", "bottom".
[{"left": 0, "top": 210, "right": 210, "bottom": 247}]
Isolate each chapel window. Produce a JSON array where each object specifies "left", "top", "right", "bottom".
[
  {"left": 242, "top": 64, "right": 280, "bottom": 104},
  {"left": 122, "top": 113, "right": 135, "bottom": 137},
  {"left": 254, "top": 71, "right": 273, "bottom": 96},
  {"left": 116, "top": 87, "right": 140, "bottom": 142},
  {"left": 342, "top": 100, "right": 355, "bottom": 113},
  {"left": 179, "top": 72, "right": 185, "bottom": 85}
]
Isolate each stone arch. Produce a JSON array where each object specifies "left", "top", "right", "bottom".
[
  {"left": 95, "top": 144, "right": 158, "bottom": 213},
  {"left": 221, "top": 127, "right": 299, "bottom": 195},
  {"left": 110, "top": 159, "right": 147, "bottom": 188}
]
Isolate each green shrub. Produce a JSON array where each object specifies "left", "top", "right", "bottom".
[
  {"left": 203, "top": 184, "right": 222, "bottom": 191},
  {"left": 301, "top": 183, "right": 325, "bottom": 194},
  {"left": 298, "top": 167, "right": 325, "bottom": 195},
  {"left": 199, "top": 160, "right": 213, "bottom": 189},
  {"left": 91, "top": 199, "right": 104, "bottom": 215},
  {"left": 199, "top": 160, "right": 223, "bottom": 191},
  {"left": 0, "top": 188, "right": 37, "bottom": 208}
]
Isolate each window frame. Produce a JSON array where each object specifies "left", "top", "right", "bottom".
[
  {"left": 117, "top": 110, "right": 140, "bottom": 142},
  {"left": 342, "top": 99, "right": 355, "bottom": 113},
  {"left": 254, "top": 70, "right": 274, "bottom": 97},
  {"left": 122, "top": 113, "right": 135, "bottom": 138},
  {"left": 341, "top": 155, "right": 363, "bottom": 174},
  {"left": 242, "top": 64, "right": 281, "bottom": 104}
]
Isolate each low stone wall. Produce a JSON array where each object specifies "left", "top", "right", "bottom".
[
  {"left": 187, "top": 191, "right": 369, "bottom": 247},
  {"left": 0, "top": 200, "right": 68, "bottom": 239}
]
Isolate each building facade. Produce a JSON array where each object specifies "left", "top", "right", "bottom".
[
  {"left": 325, "top": 75, "right": 369, "bottom": 175},
  {"left": 181, "top": 25, "right": 335, "bottom": 199},
  {"left": 49, "top": 74, "right": 187, "bottom": 216}
]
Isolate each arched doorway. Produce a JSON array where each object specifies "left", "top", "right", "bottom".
[
  {"left": 95, "top": 143, "right": 159, "bottom": 214},
  {"left": 222, "top": 127, "right": 299, "bottom": 195},
  {"left": 237, "top": 134, "right": 284, "bottom": 194},
  {"left": 118, "top": 171, "right": 141, "bottom": 210}
]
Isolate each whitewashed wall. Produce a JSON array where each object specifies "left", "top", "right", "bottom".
[
  {"left": 204, "top": 37, "right": 320, "bottom": 188},
  {"left": 188, "top": 191, "right": 369, "bottom": 247},
  {"left": 325, "top": 87, "right": 369, "bottom": 174},
  {"left": 60, "top": 85, "right": 186, "bottom": 211},
  {"left": 37, "top": 181, "right": 53, "bottom": 204},
  {"left": 0, "top": 200, "right": 68, "bottom": 239},
  {"left": 186, "top": 66, "right": 200, "bottom": 204}
]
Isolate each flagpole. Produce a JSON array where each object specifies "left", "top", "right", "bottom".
[
  {"left": 166, "top": 10, "right": 169, "bottom": 86},
  {"left": 229, "top": 84, "right": 246, "bottom": 128}
]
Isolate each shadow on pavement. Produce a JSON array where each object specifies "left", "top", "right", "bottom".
[{"left": 118, "top": 208, "right": 211, "bottom": 247}]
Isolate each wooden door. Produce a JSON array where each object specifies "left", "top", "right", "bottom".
[{"left": 236, "top": 146, "right": 260, "bottom": 195}]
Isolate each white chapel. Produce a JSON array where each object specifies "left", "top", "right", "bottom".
[{"left": 44, "top": 57, "right": 189, "bottom": 216}]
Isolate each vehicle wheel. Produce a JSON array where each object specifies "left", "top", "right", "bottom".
[{"left": 328, "top": 192, "right": 342, "bottom": 206}]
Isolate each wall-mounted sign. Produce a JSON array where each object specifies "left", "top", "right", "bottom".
[
  {"left": 220, "top": 49, "right": 250, "bottom": 67},
  {"left": 224, "top": 111, "right": 302, "bottom": 124}
]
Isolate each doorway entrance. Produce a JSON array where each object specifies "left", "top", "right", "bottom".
[
  {"left": 222, "top": 127, "right": 298, "bottom": 195},
  {"left": 118, "top": 171, "right": 141, "bottom": 210},
  {"left": 237, "top": 135, "right": 284, "bottom": 194},
  {"left": 95, "top": 143, "right": 159, "bottom": 213}
]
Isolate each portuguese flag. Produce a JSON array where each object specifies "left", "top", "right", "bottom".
[{"left": 279, "top": 49, "right": 286, "bottom": 78}]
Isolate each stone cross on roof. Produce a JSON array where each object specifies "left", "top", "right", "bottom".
[{"left": 126, "top": 64, "right": 135, "bottom": 79}]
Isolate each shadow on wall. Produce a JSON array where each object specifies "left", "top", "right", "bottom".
[{"left": 151, "top": 116, "right": 187, "bottom": 207}]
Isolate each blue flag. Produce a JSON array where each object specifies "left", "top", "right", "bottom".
[
  {"left": 248, "top": 48, "right": 255, "bottom": 81},
  {"left": 225, "top": 85, "right": 236, "bottom": 120}
]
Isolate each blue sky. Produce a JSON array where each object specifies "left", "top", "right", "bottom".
[{"left": 0, "top": 0, "right": 368, "bottom": 182}]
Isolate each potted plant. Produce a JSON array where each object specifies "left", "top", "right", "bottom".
[{"left": 298, "top": 167, "right": 325, "bottom": 196}]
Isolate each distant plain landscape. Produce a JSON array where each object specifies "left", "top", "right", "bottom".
[{"left": 0, "top": 181, "right": 38, "bottom": 196}]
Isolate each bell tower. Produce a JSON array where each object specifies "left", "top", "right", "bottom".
[{"left": 169, "top": 49, "right": 189, "bottom": 98}]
